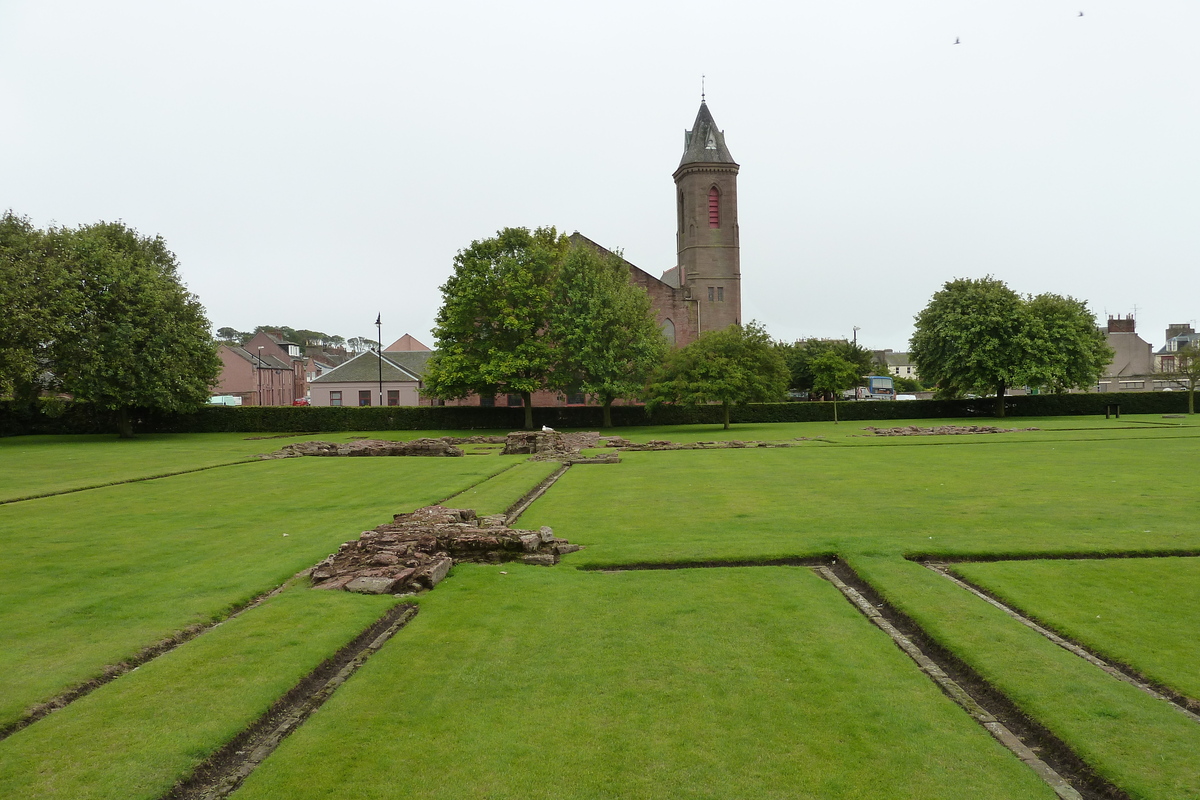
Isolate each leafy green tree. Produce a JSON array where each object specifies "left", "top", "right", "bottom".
[
  {"left": 51, "top": 221, "right": 221, "bottom": 438},
  {"left": 779, "top": 338, "right": 873, "bottom": 394},
  {"left": 648, "top": 322, "right": 789, "bottom": 430},
  {"left": 910, "top": 277, "right": 1040, "bottom": 417},
  {"left": 1024, "top": 293, "right": 1113, "bottom": 394},
  {"left": 547, "top": 243, "right": 668, "bottom": 427},
  {"left": 809, "top": 350, "right": 862, "bottom": 402},
  {"left": 1163, "top": 344, "right": 1200, "bottom": 414},
  {"left": 911, "top": 278, "right": 1111, "bottom": 416},
  {"left": 0, "top": 212, "right": 69, "bottom": 404},
  {"left": 215, "top": 327, "right": 250, "bottom": 344},
  {"left": 424, "top": 227, "right": 569, "bottom": 429},
  {"left": 892, "top": 375, "right": 924, "bottom": 393}
]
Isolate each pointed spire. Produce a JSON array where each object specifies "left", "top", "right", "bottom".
[{"left": 680, "top": 101, "right": 736, "bottom": 167}]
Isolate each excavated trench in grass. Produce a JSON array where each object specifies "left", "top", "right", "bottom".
[
  {"left": 160, "top": 602, "right": 418, "bottom": 800},
  {"left": 0, "top": 458, "right": 532, "bottom": 742},
  {"left": 924, "top": 559, "right": 1200, "bottom": 722},
  {"left": 818, "top": 559, "right": 1128, "bottom": 800},
  {"left": 0, "top": 577, "right": 296, "bottom": 743}
]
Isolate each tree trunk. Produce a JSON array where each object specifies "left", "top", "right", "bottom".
[
  {"left": 602, "top": 396, "right": 613, "bottom": 428},
  {"left": 117, "top": 407, "right": 135, "bottom": 439},
  {"left": 1190, "top": 380, "right": 1195, "bottom": 414},
  {"left": 723, "top": 402, "right": 730, "bottom": 430},
  {"left": 994, "top": 383, "right": 1006, "bottom": 418},
  {"left": 522, "top": 392, "right": 534, "bottom": 430}
]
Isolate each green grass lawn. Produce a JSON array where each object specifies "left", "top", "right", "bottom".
[
  {"left": 0, "top": 429, "right": 519, "bottom": 503},
  {"left": 441, "top": 459, "right": 562, "bottom": 516},
  {"left": 523, "top": 434, "right": 1200, "bottom": 566},
  {"left": 0, "top": 432, "right": 276, "bottom": 501},
  {"left": 0, "top": 586, "right": 398, "bottom": 800},
  {"left": 953, "top": 557, "right": 1200, "bottom": 701},
  {"left": 233, "top": 564, "right": 1053, "bottom": 800},
  {"left": 5, "top": 422, "right": 1200, "bottom": 800},
  {"left": 0, "top": 455, "right": 524, "bottom": 727},
  {"left": 851, "top": 556, "right": 1200, "bottom": 799}
]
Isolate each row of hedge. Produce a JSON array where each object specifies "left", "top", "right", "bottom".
[{"left": 1, "top": 391, "right": 1190, "bottom": 437}]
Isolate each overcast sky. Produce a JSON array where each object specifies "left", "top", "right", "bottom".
[{"left": 3, "top": 1, "right": 1197, "bottom": 352}]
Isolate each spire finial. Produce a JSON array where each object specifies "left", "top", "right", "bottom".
[{"left": 701, "top": 74, "right": 706, "bottom": 102}]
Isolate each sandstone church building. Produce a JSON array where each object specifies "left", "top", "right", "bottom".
[
  {"left": 573, "top": 98, "right": 742, "bottom": 348},
  {"left": 312, "top": 100, "right": 744, "bottom": 408}
]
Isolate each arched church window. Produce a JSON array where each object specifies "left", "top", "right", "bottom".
[
  {"left": 678, "top": 192, "right": 684, "bottom": 233},
  {"left": 708, "top": 187, "right": 719, "bottom": 228},
  {"left": 661, "top": 318, "right": 676, "bottom": 346}
]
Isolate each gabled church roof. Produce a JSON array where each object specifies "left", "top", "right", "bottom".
[{"left": 679, "top": 101, "right": 737, "bottom": 167}]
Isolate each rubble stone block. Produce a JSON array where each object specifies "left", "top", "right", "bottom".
[
  {"left": 521, "top": 553, "right": 557, "bottom": 566},
  {"left": 345, "top": 576, "right": 398, "bottom": 594}
]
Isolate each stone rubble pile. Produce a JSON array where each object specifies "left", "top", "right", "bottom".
[
  {"left": 309, "top": 505, "right": 582, "bottom": 595},
  {"left": 261, "top": 438, "right": 467, "bottom": 458},
  {"left": 501, "top": 430, "right": 620, "bottom": 463},
  {"left": 862, "top": 425, "right": 1040, "bottom": 436},
  {"left": 613, "top": 439, "right": 798, "bottom": 451}
]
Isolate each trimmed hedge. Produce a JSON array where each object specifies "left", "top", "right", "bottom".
[{"left": 1, "top": 391, "right": 1190, "bottom": 437}]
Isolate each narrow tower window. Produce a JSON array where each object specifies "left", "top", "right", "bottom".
[{"left": 708, "top": 187, "right": 719, "bottom": 227}]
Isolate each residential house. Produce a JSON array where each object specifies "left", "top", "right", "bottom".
[
  {"left": 309, "top": 350, "right": 424, "bottom": 407},
  {"left": 243, "top": 331, "right": 307, "bottom": 401},
  {"left": 1097, "top": 316, "right": 1156, "bottom": 392},
  {"left": 1155, "top": 324, "right": 1200, "bottom": 374},
  {"left": 215, "top": 345, "right": 297, "bottom": 406}
]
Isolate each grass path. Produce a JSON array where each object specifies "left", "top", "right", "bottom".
[{"left": 233, "top": 565, "right": 1053, "bottom": 800}]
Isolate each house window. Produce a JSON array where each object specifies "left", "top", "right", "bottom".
[
  {"left": 358, "top": 390, "right": 371, "bottom": 406},
  {"left": 717, "top": 286, "right": 724, "bottom": 302},
  {"left": 507, "top": 393, "right": 522, "bottom": 407},
  {"left": 567, "top": 392, "right": 585, "bottom": 405},
  {"left": 330, "top": 391, "right": 342, "bottom": 407},
  {"left": 387, "top": 390, "right": 399, "bottom": 406},
  {"left": 1162, "top": 356, "right": 1175, "bottom": 372},
  {"left": 708, "top": 286, "right": 715, "bottom": 302},
  {"left": 708, "top": 187, "right": 719, "bottom": 227},
  {"left": 479, "top": 395, "right": 495, "bottom": 408}
]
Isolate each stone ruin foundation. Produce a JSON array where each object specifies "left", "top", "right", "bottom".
[
  {"left": 861, "top": 425, "right": 1040, "bottom": 436},
  {"left": 262, "top": 438, "right": 471, "bottom": 458},
  {"left": 309, "top": 505, "right": 581, "bottom": 595}
]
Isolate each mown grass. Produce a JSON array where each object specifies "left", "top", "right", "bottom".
[
  {"left": 850, "top": 556, "right": 1200, "bottom": 799},
  {"left": 0, "top": 455, "right": 524, "bottom": 727},
  {"left": 522, "top": 435, "right": 1200, "bottom": 566},
  {"left": 0, "top": 429, "right": 518, "bottom": 503},
  {"left": 234, "top": 565, "right": 1053, "bottom": 800},
  {"left": 440, "top": 459, "right": 562, "bottom": 516},
  {"left": 0, "top": 432, "right": 275, "bottom": 502},
  {"left": 953, "top": 557, "right": 1200, "bottom": 701},
  {"left": 0, "top": 586, "right": 397, "bottom": 800}
]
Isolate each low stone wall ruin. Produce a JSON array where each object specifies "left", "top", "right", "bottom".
[
  {"left": 310, "top": 505, "right": 581, "bottom": 595},
  {"left": 861, "top": 425, "right": 1040, "bottom": 436}
]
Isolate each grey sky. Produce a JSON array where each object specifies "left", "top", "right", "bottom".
[{"left": 3, "top": 1, "right": 1197, "bottom": 353}]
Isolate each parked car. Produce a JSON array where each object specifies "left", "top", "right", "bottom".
[{"left": 292, "top": 398, "right": 311, "bottom": 406}]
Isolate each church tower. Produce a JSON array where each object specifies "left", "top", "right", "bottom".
[{"left": 674, "top": 100, "right": 741, "bottom": 333}]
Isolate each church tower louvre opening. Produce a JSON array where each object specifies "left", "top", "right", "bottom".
[{"left": 674, "top": 100, "right": 741, "bottom": 334}]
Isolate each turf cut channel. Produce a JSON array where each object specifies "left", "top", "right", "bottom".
[
  {"left": 0, "top": 575, "right": 295, "bottom": 743},
  {"left": 160, "top": 602, "right": 419, "bottom": 800},
  {"left": 925, "top": 560, "right": 1200, "bottom": 723},
  {"left": 818, "top": 560, "right": 1128, "bottom": 800}
]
